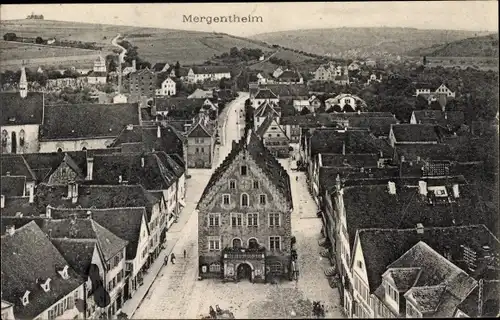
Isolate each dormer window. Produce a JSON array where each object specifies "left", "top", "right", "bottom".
[
  {"left": 21, "top": 290, "right": 30, "bottom": 306},
  {"left": 384, "top": 281, "right": 399, "bottom": 306},
  {"left": 58, "top": 265, "right": 70, "bottom": 279},
  {"left": 40, "top": 278, "right": 51, "bottom": 292},
  {"left": 240, "top": 165, "right": 247, "bottom": 176}
]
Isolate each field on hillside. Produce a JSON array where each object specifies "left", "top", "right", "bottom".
[
  {"left": 408, "top": 34, "right": 499, "bottom": 57},
  {"left": 128, "top": 32, "right": 271, "bottom": 64},
  {"left": 252, "top": 27, "right": 491, "bottom": 58},
  {"left": 0, "top": 19, "right": 272, "bottom": 66},
  {"left": 426, "top": 56, "right": 499, "bottom": 71}
]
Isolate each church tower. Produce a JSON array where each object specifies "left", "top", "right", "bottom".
[{"left": 19, "top": 65, "right": 28, "bottom": 98}]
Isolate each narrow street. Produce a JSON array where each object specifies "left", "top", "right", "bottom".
[{"left": 132, "top": 91, "right": 343, "bottom": 319}]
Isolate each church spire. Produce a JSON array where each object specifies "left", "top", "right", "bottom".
[{"left": 19, "top": 63, "right": 28, "bottom": 98}]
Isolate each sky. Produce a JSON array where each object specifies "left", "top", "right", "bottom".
[{"left": 1, "top": 2, "right": 498, "bottom": 37}]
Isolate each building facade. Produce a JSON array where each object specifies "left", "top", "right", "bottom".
[
  {"left": 197, "top": 131, "right": 294, "bottom": 283},
  {"left": 129, "top": 68, "right": 157, "bottom": 100}
]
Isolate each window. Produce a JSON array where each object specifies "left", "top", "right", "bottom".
[
  {"left": 248, "top": 238, "right": 259, "bottom": 249},
  {"left": 259, "top": 194, "right": 267, "bottom": 205},
  {"left": 232, "top": 238, "right": 242, "bottom": 248},
  {"left": 277, "top": 133, "right": 280, "bottom": 137},
  {"left": 269, "top": 213, "right": 280, "bottom": 227},
  {"left": 1, "top": 130, "right": 7, "bottom": 150},
  {"left": 229, "top": 180, "right": 236, "bottom": 190},
  {"left": 385, "top": 281, "right": 399, "bottom": 304},
  {"left": 247, "top": 213, "right": 258, "bottom": 227},
  {"left": 209, "top": 262, "right": 221, "bottom": 272},
  {"left": 268, "top": 134, "right": 272, "bottom": 137},
  {"left": 240, "top": 165, "right": 247, "bottom": 176},
  {"left": 19, "top": 129, "right": 25, "bottom": 147},
  {"left": 269, "top": 236, "right": 281, "bottom": 251},
  {"left": 208, "top": 213, "right": 220, "bottom": 227},
  {"left": 201, "top": 147, "right": 205, "bottom": 153},
  {"left": 195, "top": 147, "right": 199, "bottom": 153},
  {"left": 208, "top": 237, "right": 221, "bottom": 251},
  {"left": 357, "top": 261, "right": 363, "bottom": 269},
  {"left": 222, "top": 194, "right": 230, "bottom": 205},
  {"left": 253, "top": 180, "right": 259, "bottom": 189},
  {"left": 269, "top": 262, "right": 282, "bottom": 273},
  {"left": 231, "top": 213, "right": 243, "bottom": 226},
  {"left": 241, "top": 193, "right": 249, "bottom": 207}
]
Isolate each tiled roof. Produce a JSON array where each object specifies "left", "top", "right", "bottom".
[
  {"left": 394, "top": 143, "right": 454, "bottom": 162},
  {"left": 110, "top": 124, "right": 186, "bottom": 160},
  {"left": 343, "top": 183, "right": 496, "bottom": 253},
  {"left": 187, "top": 89, "right": 213, "bottom": 99},
  {"left": 396, "top": 242, "right": 477, "bottom": 316},
  {"left": 50, "top": 238, "right": 97, "bottom": 278},
  {"left": 0, "top": 197, "right": 38, "bottom": 217},
  {"left": 347, "top": 116, "right": 399, "bottom": 137},
  {"left": 356, "top": 225, "right": 499, "bottom": 293},
  {"left": 41, "top": 218, "right": 127, "bottom": 261},
  {"left": 0, "top": 92, "right": 44, "bottom": 126},
  {"left": 390, "top": 124, "right": 440, "bottom": 143},
  {"left": 457, "top": 280, "right": 500, "bottom": 317},
  {"left": 1, "top": 222, "right": 84, "bottom": 319},
  {"left": 310, "top": 129, "right": 391, "bottom": 157},
  {"left": 167, "top": 153, "right": 186, "bottom": 170},
  {"left": 384, "top": 267, "right": 422, "bottom": 292},
  {"left": 155, "top": 97, "right": 205, "bottom": 113},
  {"left": 152, "top": 63, "right": 168, "bottom": 72},
  {"left": 49, "top": 207, "right": 147, "bottom": 260},
  {"left": 198, "top": 131, "right": 293, "bottom": 210},
  {"left": 91, "top": 152, "right": 179, "bottom": 190},
  {"left": 187, "top": 119, "right": 214, "bottom": 138},
  {"left": 412, "top": 111, "right": 465, "bottom": 129},
  {"left": 320, "top": 153, "right": 379, "bottom": 168},
  {"left": 36, "top": 184, "right": 159, "bottom": 222},
  {"left": 254, "top": 89, "right": 279, "bottom": 100},
  {"left": 154, "top": 151, "right": 185, "bottom": 178},
  {"left": 255, "top": 101, "right": 280, "bottom": 118},
  {"left": 1, "top": 175, "right": 26, "bottom": 197},
  {"left": 1, "top": 155, "right": 36, "bottom": 181},
  {"left": 278, "top": 70, "right": 302, "bottom": 80},
  {"left": 40, "top": 103, "right": 140, "bottom": 140},
  {"left": 191, "top": 66, "right": 230, "bottom": 74},
  {"left": 256, "top": 116, "right": 274, "bottom": 137}
]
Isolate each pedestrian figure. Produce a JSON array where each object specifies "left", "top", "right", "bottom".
[
  {"left": 209, "top": 306, "right": 216, "bottom": 319},
  {"left": 296, "top": 176, "right": 298, "bottom": 182},
  {"left": 171, "top": 253, "right": 176, "bottom": 264},
  {"left": 216, "top": 305, "right": 222, "bottom": 314},
  {"left": 184, "top": 249, "right": 187, "bottom": 259},
  {"left": 164, "top": 255, "right": 168, "bottom": 266}
]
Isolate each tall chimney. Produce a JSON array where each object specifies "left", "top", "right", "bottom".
[
  {"left": 388, "top": 181, "right": 396, "bottom": 195},
  {"left": 157, "top": 125, "right": 161, "bottom": 138},
  {"left": 67, "top": 183, "right": 74, "bottom": 198},
  {"left": 119, "top": 175, "right": 123, "bottom": 183},
  {"left": 141, "top": 157, "right": 145, "bottom": 168},
  {"left": 86, "top": 157, "right": 94, "bottom": 181},
  {"left": 335, "top": 173, "right": 341, "bottom": 191},
  {"left": 1, "top": 195, "right": 5, "bottom": 209},
  {"left": 71, "top": 183, "right": 79, "bottom": 204},
  {"left": 132, "top": 60, "right": 137, "bottom": 71},
  {"left": 342, "top": 142, "right": 346, "bottom": 155},
  {"left": 452, "top": 184, "right": 460, "bottom": 198},
  {"left": 28, "top": 186, "right": 34, "bottom": 203},
  {"left": 416, "top": 223, "right": 424, "bottom": 234},
  {"left": 418, "top": 180, "right": 428, "bottom": 196},
  {"left": 19, "top": 65, "right": 28, "bottom": 98},
  {"left": 46, "top": 206, "right": 52, "bottom": 218}
]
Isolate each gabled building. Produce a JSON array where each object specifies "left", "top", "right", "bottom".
[
  {"left": 410, "top": 110, "right": 465, "bottom": 132},
  {"left": 42, "top": 218, "right": 128, "bottom": 319},
  {"left": 187, "top": 88, "right": 213, "bottom": 99},
  {"left": 349, "top": 225, "right": 500, "bottom": 318},
  {"left": 275, "top": 70, "right": 303, "bottom": 84},
  {"left": 1, "top": 67, "right": 44, "bottom": 154},
  {"left": 186, "top": 114, "right": 217, "bottom": 168},
  {"left": 39, "top": 103, "right": 140, "bottom": 153},
  {"left": 253, "top": 100, "right": 281, "bottom": 130},
  {"left": 324, "top": 94, "right": 367, "bottom": 112},
  {"left": 415, "top": 83, "right": 455, "bottom": 98},
  {"left": 388, "top": 124, "right": 440, "bottom": 147},
  {"left": 152, "top": 62, "right": 170, "bottom": 73},
  {"left": 197, "top": 131, "right": 293, "bottom": 282},
  {"left": 256, "top": 116, "right": 290, "bottom": 158},
  {"left": 1, "top": 221, "right": 86, "bottom": 320},
  {"left": 251, "top": 88, "right": 279, "bottom": 108},
  {"left": 155, "top": 77, "right": 176, "bottom": 97}
]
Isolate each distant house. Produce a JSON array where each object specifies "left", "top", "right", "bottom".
[
  {"left": 314, "top": 62, "right": 349, "bottom": 84},
  {"left": 388, "top": 124, "right": 440, "bottom": 147},
  {"left": 187, "top": 88, "right": 213, "bottom": 99},
  {"left": 155, "top": 77, "right": 176, "bottom": 97},
  {"left": 292, "top": 100, "right": 311, "bottom": 112},
  {"left": 251, "top": 88, "right": 279, "bottom": 108},
  {"left": 129, "top": 67, "right": 157, "bottom": 100},
  {"left": 256, "top": 116, "right": 290, "bottom": 158},
  {"left": 364, "top": 59, "right": 377, "bottom": 67},
  {"left": 276, "top": 70, "right": 303, "bottom": 84},
  {"left": 410, "top": 110, "right": 465, "bottom": 131},
  {"left": 325, "top": 94, "right": 366, "bottom": 112},
  {"left": 87, "top": 55, "right": 107, "bottom": 84},
  {"left": 187, "top": 66, "right": 231, "bottom": 83},
  {"left": 254, "top": 100, "right": 281, "bottom": 131},
  {"left": 113, "top": 93, "right": 128, "bottom": 104},
  {"left": 415, "top": 83, "right": 455, "bottom": 99},
  {"left": 272, "top": 67, "right": 284, "bottom": 79},
  {"left": 186, "top": 114, "right": 216, "bottom": 168},
  {"left": 347, "top": 61, "right": 360, "bottom": 71}
]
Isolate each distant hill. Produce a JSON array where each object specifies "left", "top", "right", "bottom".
[
  {"left": 251, "top": 27, "right": 492, "bottom": 58},
  {"left": 407, "top": 33, "right": 499, "bottom": 57},
  {"left": 0, "top": 19, "right": 274, "bottom": 68}
]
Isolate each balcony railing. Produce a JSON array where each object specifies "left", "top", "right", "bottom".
[{"left": 222, "top": 247, "right": 266, "bottom": 260}]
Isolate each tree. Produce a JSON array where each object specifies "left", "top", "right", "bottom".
[
  {"left": 105, "top": 54, "right": 117, "bottom": 72},
  {"left": 35, "top": 36, "right": 44, "bottom": 44},
  {"left": 230, "top": 47, "right": 239, "bottom": 57},
  {"left": 3, "top": 33, "right": 16, "bottom": 41},
  {"left": 175, "top": 61, "right": 181, "bottom": 77},
  {"left": 219, "top": 77, "right": 231, "bottom": 90}
]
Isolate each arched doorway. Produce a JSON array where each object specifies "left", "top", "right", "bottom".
[
  {"left": 11, "top": 131, "right": 17, "bottom": 154},
  {"left": 236, "top": 263, "right": 252, "bottom": 281}
]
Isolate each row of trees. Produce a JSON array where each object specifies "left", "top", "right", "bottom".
[
  {"left": 214, "top": 47, "right": 264, "bottom": 62},
  {"left": 3, "top": 33, "right": 103, "bottom": 50}
]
